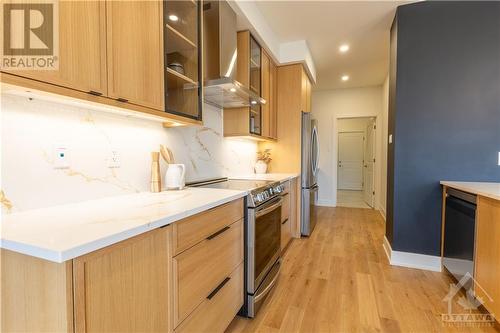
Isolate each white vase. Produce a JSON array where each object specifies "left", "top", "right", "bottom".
[{"left": 255, "top": 160, "right": 268, "bottom": 174}]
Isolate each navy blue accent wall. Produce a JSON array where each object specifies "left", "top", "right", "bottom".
[{"left": 387, "top": 1, "right": 500, "bottom": 256}]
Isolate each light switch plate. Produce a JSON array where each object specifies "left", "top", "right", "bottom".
[{"left": 54, "top": 145, "right": 69, "bottom": 169}]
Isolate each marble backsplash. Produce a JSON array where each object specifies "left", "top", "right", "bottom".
[{"left": 1, "top": 94, "right": 257, "bottom": 213}]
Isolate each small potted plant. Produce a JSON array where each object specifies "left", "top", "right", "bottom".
[{"left": 255, "top": 149, "right": 272, "bottom": 174}]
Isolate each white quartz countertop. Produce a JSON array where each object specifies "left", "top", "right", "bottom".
[
  {"left": 440, "top": 181, "right": 500, "bottom": 201},
  {"left": 0, "top": 188, "right": 247, "bottom": 263},
  {"left": 229, "top": 173, "right": 299, "bottom": 183}
]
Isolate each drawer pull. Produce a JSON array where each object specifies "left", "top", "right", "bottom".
[
  {"left": 207, "top": 277, "right": 230, "bottom": 300},
  {"left": 281, "top": 218, "right": 289, "bottom": 225},
  {"left": 88, "top": 90, "right": 102, "bottom": 96},
  {"left": 116, "top": 97, "right": 128, "bottom": 103},
  {"left": 206, "top": 226, "right": 230, "bottom": 240}
]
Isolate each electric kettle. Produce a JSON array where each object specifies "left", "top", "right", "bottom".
[{"left": 165, "top": 164, "right": 186, "bottom": 190}]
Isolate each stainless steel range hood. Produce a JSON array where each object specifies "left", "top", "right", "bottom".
[{"left": 203, "top": 1, "right": 266, "bottom": 109}]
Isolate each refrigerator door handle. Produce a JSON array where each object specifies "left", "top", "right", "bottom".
[{"left": 311, "top": 126, "right": 319, "bottom": 176}]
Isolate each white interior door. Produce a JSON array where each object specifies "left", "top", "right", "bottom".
[
  {"left": 363, "top": 120, "right": 376, "bottom": 207},
  {"left": 338, "top": 132, "right": 364, "bottom": 190}
]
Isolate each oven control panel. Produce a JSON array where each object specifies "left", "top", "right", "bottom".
[{"left": 251, "top": 183, "right": 285, "bottom": 206}]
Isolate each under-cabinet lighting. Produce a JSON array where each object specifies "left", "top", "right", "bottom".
[{"left": 339, "top": 44, "right": 350, "bottom": 53}]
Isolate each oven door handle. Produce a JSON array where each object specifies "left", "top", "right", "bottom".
[
  {"left": 256, "top": 197, "right": 283, "bottom": 218},
  {"left": 254, "top": 261, "right": 281, "bottom": 303}
]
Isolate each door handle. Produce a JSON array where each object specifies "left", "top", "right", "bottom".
[
  {"left": 206, "top": 226, "right": 230, "bottom": 240},
  {"left": 207, "top": 277, "right": 231, "bottom": 300}
]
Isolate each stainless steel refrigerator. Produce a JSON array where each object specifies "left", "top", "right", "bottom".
[{"left": 301, "top": 112, "right": 319, "bottom": 236}]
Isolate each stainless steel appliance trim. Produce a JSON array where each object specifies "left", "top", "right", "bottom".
[
  {"left": 256, "top": 197, "right": 283, "bottom": 218},
  {"left": 246, "top": 259, "right": 281, "bottom": 318},
  {"left": 446, "top": 188, "right": 477, "bottom": 204},
  {"left": 254, "top": 261, "right": 280, "bottom": 303}
]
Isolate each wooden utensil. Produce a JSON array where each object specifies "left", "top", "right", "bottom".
[{"left": 160, "top": 145, "right": 170, "bottom": 164}]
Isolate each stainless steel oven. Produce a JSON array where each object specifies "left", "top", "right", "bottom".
[{"left": 246, "top": 195, "right": 282, "bottom": 317}]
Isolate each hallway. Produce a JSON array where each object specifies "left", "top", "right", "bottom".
[
  {"left": 337, "top": 190, "right": 371, "bottom": 209},
  {"left": 227, "top": 207, "right": 498, "bottom": 333}
]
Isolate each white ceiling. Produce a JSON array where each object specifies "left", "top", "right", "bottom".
[{"left": 254, "top": 1, "right": 412, "bottom": 91}]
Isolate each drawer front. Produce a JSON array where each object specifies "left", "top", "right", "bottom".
[
  {"left": 281, "top": 180, "right": 290, "bottom": 194},
  {"left": 173, "top": 219, "right": 243, "bottom": 326},
  {"left": 281, "top": 217, "right": 292, "bottom": 251},
  {"left": 281, "top": 192, "right": 291, "bottom": 222},
  {"left": 175, "top": 263, "right": 244, "bottom": 333},
  {"left": 173, "top": 198, "right": 243, "bottom": 255}
]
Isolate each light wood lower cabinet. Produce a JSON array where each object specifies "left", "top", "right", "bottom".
[
  {"left": 172, "top": 198, "right": 243, "bottom": 255},
  {"left": 73, "top": 227, "right": 171, "bottom": 333},
  {"left": 175, "top": 264, "right": 244, "bottom": 333},
  {"left": 1, "top": 250, "right": 74, "bottom": 332},
  {"left": 1, "top": 198, "right": 245, "bottom": 333},
  {"left": 474, "top": 196, "right": 500, "bottom": 317},
  {"left": 281, "top": 191, "right": 292, "bottom": 251},
  {"left": 173, "top": 219, "right": 244, "bottom": 326}
]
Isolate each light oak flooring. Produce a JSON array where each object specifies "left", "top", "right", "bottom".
[
  {"left": 226, "top": 207, "right": 499, "bottom": 333},
  {"left": 337, "top": 190, "right": 371, "bottom": 209}
]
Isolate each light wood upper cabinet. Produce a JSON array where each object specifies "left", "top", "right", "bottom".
[
  {"left": 301, "top": 67, "right": 312, "bottom": 113},
  {"left": 73, "top": 227, "right": 171, "bottom": 333},
  {"left": 269, "top": 59, "right": 278, "bottom": 139},
  {"left": 261, "top": 50, "right": 271, "bottom": 138},
  {"left": 106, "top": 0, "right": 164, "bottom": 110},
  {"left": 5, "top": 1, "right": 107, "bottom": 94},
  {"left": 474, "top": 196, "right": 500, "bottom": 317}
]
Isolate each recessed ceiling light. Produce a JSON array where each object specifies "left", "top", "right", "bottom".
[
  {"left": 339, "top": 44, "right": 350, "bottom": 53},
  {"left": 341, "top": 75, "right": 349, "bottom": 81},
  {"left": 251, "top": 100, "right": 257, "bottom": 105},
  {"left": 168, "top": 14, "right": 179, "bottom": 22},
  {"left": 229, "top": 88, "right": 236, "bottom": 92}
]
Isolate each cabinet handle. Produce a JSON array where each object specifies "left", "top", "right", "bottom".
[
  {"left": 282, "top": 218, "right": 289, "bottom": 225},
  {"left": 207, "top": 277, "right": 231, "bottom": 300},
  {"left": 116, "top": 98, "right": 128, "bottom": 103},
  {"left": 206, "top": 226, "right": 230, "bottom": 240},
  {"left": 88, "top": 90, "right": 102, "bottom": 96}
]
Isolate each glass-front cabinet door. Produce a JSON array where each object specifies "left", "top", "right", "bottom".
[
  {"left": 163, "top": 0, "right": 202, "bottom": 121},
  {"left": 249, "top": 36, "right": 262, "bottom": 135}
]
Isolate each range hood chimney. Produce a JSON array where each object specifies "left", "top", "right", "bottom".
[{"left": 203, "top": 1, "right": 266, "bottom": 108}]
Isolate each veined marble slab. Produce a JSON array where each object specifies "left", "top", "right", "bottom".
[
  {"left": 0, "top": 188, "right": 247, "bottom": 263},
  {"left": 230, "top": 173, "right": 300, "bottom": 183},
  {"left": 440, "top": 181, "right": 500, "bottom": 201}
]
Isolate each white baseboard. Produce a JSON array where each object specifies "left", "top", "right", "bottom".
[
  {"left": 379, "top": 209, "right": 386, "bottom": 221},
  {"left": 383, "top": 236, "right": 442, "bottom": 272},
  {"left": 316, "top": 199, "right": 335, "bottom": 207}
]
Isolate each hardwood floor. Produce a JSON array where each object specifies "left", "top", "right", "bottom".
[{"left": 226, "top": 207, "right": 499, "bottom": 333}]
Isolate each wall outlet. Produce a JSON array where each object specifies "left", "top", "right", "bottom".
[
  {"left": 54, "top": 145, "right": 69, "bottom": 169},
  {"left": 108, "top": 150, "right": 120, "bottom": 168}
]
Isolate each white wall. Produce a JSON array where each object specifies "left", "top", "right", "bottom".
[
  {"left": 1, "top": 94, "right": 258, "bottom": 213},
  {"left": 338, "top": 117, "right": 373, "bottom": 132},
  {"left": 312, "top": 86, "right": 385, "bottom": 209},
  {"left": 380, "top": 76, "right": 389, "bottom": 217}
]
